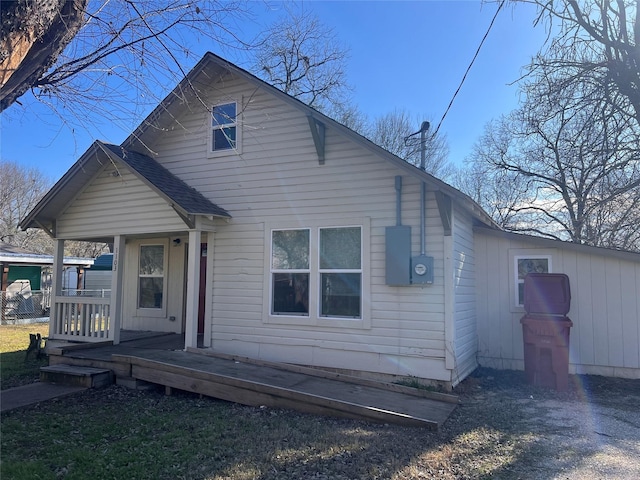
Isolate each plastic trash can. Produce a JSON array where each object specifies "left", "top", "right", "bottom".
[{"left": 520, "top": 273, "right": 573, "bottom": 391}]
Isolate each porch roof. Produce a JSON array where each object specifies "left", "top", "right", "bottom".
[{"left": 19, "top": 141, "right": 230, "bottom": 235}]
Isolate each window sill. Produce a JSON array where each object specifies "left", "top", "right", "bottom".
[{"left": 265, "top": 314, "right": 370, "bottom": 330}]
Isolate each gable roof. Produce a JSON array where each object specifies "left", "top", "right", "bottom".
[
  {"left": 19, "top": 140, "right": 230, "bottom": 235},
  {"left": 123, "top": 51, "right": 498, "bottom": 229},
  {"left": 100, "top": 142, "right": 230, "bottom": 218}
]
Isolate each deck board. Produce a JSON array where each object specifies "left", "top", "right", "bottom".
[
  {"left": 52, "top": 334, "right": 457, "bottom": 429},
  {"left": 115, "top": 349, "right": 456, "bottom": 429}
]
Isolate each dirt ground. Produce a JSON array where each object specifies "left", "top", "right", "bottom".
[{"left": 446, "top": 367, "right": 640, "bottom": 479}]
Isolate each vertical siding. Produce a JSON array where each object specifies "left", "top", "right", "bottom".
[
  {"left": 475, "top": 230, "right": 640, "bottom": 379},
  {"left": 141, "top": 73, "right": 452, "bottom": 381},
  {"left": 452, "top": 205, "right": 477, "bottom": 383}
]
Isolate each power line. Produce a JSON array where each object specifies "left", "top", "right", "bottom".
[{"left": 433, "top": 0, "right": 505, "bottom": 138}]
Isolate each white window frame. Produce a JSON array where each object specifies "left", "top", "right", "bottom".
[
  {"left": 264, "top": 218, "right": 371, "bottom": 329},
  {"left": 137, "top": 242, "right": 168, "bottom": 316},
  {"left": 513, "top": 254, "right": 552, "bottom": 308},
  {"left": 318, "top": 226, "right": 363, "bottom": 320},
  {"left": 270, "top": 228, "right": 311, "bottom": 317},
  {"left": 208, "top": 100, "right": 242, "bottom": 157}
]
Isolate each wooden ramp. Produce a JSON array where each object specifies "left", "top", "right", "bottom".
[{"left": 113, "top": 349, "right": 458, "bottom": 430}]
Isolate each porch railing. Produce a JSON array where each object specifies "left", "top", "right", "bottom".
[{"left": 50, "top": 294, "right": 113, "bottom": 342}]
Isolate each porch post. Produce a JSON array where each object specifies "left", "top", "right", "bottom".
[
  {"left": 49, "top": 239, "right": 64, "bottom": 338},
  {"left": 202, "top": 231, "right": 215, "bottom": 348},
  {"left": 109, "top": 235, "right": 125, "bottom": 344},
  {"left": 184, "top": 230, "right": 201, "bottom": 349}
]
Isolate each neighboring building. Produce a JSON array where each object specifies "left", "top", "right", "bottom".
[
  {"left": 19, "top": 53, "right": 640, "bottom": 385},
  {"left": 0, "top": 242, "right": 94, "bottom": 323}
]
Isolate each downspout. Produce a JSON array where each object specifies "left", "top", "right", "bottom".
[{"left": 419, "top": 121, "right": 430, "bottom": 256}]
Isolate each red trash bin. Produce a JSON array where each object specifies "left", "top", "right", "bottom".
[{"left": 520, "top": 273, "right": 573, "bottom": 391}]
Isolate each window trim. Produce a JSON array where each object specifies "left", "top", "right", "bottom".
[
  {"left": 318, "top": 226, "right": 363, "bottom": 319},
  {"left": 264, "top": 218, "right": 371, "bottom": 329},
  {"left": 270, "top": 228, "right": 311, "bottom": 317},
  {"left": 513, "top": 254, "right": 553, "bottom": 308},
  {"left": 136, "top": 241, "right": 168, "bottom": 316},
  {"left": 207, "top": 99, "right": 242, "bottom": 157}
]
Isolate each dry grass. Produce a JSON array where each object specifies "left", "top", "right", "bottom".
[
  {"left": 0, "top": 322, "right": 49, "bottom": 389},
  {"left": 1, "top": 324, "right": 639, "bottom": 479}
]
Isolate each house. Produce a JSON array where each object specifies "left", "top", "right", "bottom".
[{"left": 20, "top": 53, "right": 640, "bottom": 386}]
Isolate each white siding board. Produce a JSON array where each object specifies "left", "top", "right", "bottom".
[
  {"left": 116, "top": 73, "right": 457, "bottom": 382},
  {"left": 57, "top": 166, "right": 186, "bottom": 238},
  {"left": 620, "top": 261, "right": 639, "bottom": 368},
  {"left": 476, "top": 230, "right": 640, "bottom": 378},
  {"left": 452, "top": 204, "right": 477, "bottom": 382}
]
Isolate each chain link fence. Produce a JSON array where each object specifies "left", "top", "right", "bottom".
[{"left": 1, "top": 289, "right": 110, "bottom": 325}]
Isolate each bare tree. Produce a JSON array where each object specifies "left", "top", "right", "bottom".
[
  {"left": 1, "top": 1, "right": 249, "bottom": 127},
  {"left": 368, "top": 109, "right": 452, "bottom": 179},
  {"left": 0, "top": 161, "right": 53, "bottom": 253},
  {"left": 466, "top": 65, "right": 640, "bottom": 250},
  {"left": 453, "top": 126, "right": 532, "bottom": 229},
  {"left": 520, "top": 0, "right": 640, "bottom": 128},
  {"left": 252, "top": 9, "right": 351, "bottom": 113},
  {"left": 0, "top": 161, "right": 110, "bottom": 256}
]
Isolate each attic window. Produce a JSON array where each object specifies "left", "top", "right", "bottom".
[{"left": 211, "top": 102, "right": 237, "bottom": 152}]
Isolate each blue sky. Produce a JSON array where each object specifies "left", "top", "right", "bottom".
[{"left": 1, "top": 1, "right": 547, "bottom": 182}]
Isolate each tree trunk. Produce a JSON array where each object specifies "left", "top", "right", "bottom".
[{"left": 0, "top": 0, "right": 87, "bottom": 112}]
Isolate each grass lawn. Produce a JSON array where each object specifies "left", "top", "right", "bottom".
[
  {"left": 0, "top": 322, "right": 49, "bottom": 389},
  {"left": 1, "top": 324, "right": 638, "bottom": 479}
]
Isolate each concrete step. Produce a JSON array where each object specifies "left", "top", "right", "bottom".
[{"left": 40, "top": 364, "right": 113, "bottom": 388}]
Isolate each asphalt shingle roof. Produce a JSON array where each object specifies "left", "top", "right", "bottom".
[{"left": 101, "top": 143, "right": 230, "bottom": 218}]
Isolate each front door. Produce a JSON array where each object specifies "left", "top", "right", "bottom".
[{"left": 197, "top": 243, "right": 207, "bottom": 334}]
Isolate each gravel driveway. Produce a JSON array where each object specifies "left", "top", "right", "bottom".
[{"left": 448, "top": 368, "right": 640, "bottom": 479}]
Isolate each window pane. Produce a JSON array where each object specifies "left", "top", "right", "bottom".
[
  {"left": 139, "top": 245, "right": 164, "bottom": 276},
  {"left": 321, "top": 273, "right": 361, "bottom": 318},
  {"left": 212, "top": 103, "right": 236, "bottom": 126},
  {"left": 320, "top": 227, "right": 361, "bottom": 270},
  {"left": 213, "top": 127, "right": 236, "bottom": 150},
  {"left": 272, "top": 273, "right": 309, "bottom": 315},
  {"left": 272, "top": 230, "right": 309, "bottom": 269},
  {"left": 139, "top": 277, "right": 163, "bottom": 308},
  {"left": 517, "top": 258, "right": 549, "bottom": 280},
  {"left": 518, "top": 282, "right": 525, "bottom": 306}
]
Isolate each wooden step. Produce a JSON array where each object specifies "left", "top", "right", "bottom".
[{"left": 40, "top": 364, "right": 113, "bottom": 388}]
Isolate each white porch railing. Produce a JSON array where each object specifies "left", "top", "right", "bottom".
[{"left": 51, "top": 295, "right": 112, "bottom": 342}]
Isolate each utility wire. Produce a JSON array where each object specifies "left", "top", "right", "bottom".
[{"left": 433, "top": 0, "right": 505, "bottom": 137}]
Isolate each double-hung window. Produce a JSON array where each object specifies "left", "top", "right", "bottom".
[
  {"left": 138, "top": 244, "right": 165, "bottom": 309},
  {"left": 269, "top": 226, "right": 363, "bottom": 320},
  {"left": 211, "top": 102, "right": 237, "bottom": 152},
  {"left": 271, "top": 229, "right": 310, "bottom": 315},
  {"left": 319, "top": 227, "right": 362, "bottom": 318}
]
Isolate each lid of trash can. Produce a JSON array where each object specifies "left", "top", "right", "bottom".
[{"left": 523, "top": 273, "right": 571, "bottom": 315}]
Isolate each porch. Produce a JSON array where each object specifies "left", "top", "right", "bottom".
[{"left": 45, "top": 332, "right": 458, "bottom": 430}]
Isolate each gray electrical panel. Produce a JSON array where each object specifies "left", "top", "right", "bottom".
[
  {"left": 411, "top": 254, "right": 434, "bottom": 284},
  {"left": 385, "top": 226, "right": 411, "bottom": 285}
]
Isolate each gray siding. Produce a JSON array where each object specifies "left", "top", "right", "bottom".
[{"left": 475, "top": 230, "right": 640, "bottom": 379}]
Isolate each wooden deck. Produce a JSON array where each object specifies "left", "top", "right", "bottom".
[{"left": 47, "top": 333, "right": 458, "bottom": 430}]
